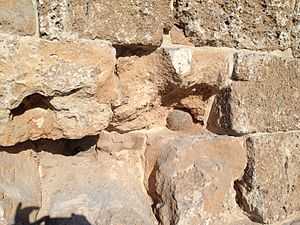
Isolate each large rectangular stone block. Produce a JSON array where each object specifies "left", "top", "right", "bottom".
[
  {"left": 0, "top": 0, "right": 37, "bottom": 35},
  {"left": 209, "top": 51, "right": 300, "bottom": 135},
  {"left": 38, "top": 0, "right": 172, "bottom": 46},
  {"left": 174, "top": 0, "right": 300, "bottom": 56},
  {"left": 145, "top": 129, "right": 247, "bottom": 225},
  {"left": 235, "top": 132, "right": 300, "bottom": 224}
]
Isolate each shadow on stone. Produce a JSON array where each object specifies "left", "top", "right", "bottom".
[
  {"left": 0, "top": 136, "right": 98, "bottom": 156},
  {"left": 12, "top": 203, "right": 91, "bottom": 225}
]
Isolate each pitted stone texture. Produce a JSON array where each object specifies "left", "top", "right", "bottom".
[
  {"left": 0, "top": 150, "right": 41, "bottom": 225},
  {"left": 209, "top": 51, "right": 300, "bottom": 135},
  {"left": 0, "top": 35, "right": 116, "bottom": 146},
  {"left": 145, "top": 131, "right": 247, "bottom": 225},
  {"left": 174, "top": 0, "right": 299, "bottom": 56},
  {"left": 235, "top": 132, "right": 300, "bottom": 224},
  {"left": 0, "top": 0, "right": 36, "bottom": 35},
  {"left": 38, "top": 0, "right": 172, "bottom": 46},
  {"left": 37, "top": 147, "right": 157, "bottom": 225}
]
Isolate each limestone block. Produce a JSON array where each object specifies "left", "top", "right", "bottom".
[
  {"left": 235, "top": 132, "right": 300, "bottom": 224},
  {"left": 145, "top": 131, "right": 247, "bottom": 225},
  {"left": 38, "top": 0, "right": 172, "bottom": 46},
  {"left": 174, "top": 0, "right": 299, "bottom": 55},
  {"left": 209, "top": 51, "right": 300, "bottom": 135},
  {"left": 0, "top": 34, "right": 117, "bottom": 146}
]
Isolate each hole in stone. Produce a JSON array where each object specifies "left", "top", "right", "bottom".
[
  {"left": 113, "top": 45, "right": 157, "bottom": 58},
  {"left": 0, "top": 136, "right": 98, "bottom": 156},
  {"left": 10, "top": 93, "right": 55, "bottom": 118}
]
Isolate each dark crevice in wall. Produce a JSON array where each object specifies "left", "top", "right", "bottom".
[
  {"left": 233, "top": 138, "right": 264, "bottom": 224},
  {"left": 113, "top": 44, "right": 158, "bottom": 58},
  {"left": 147, "top": 162, "right": 163, "bottom": 224},
  {"left": 10, "top": 93, "right": 55, "bottom": 119},
  {"left": 161, "top": 83, "right": 218, "bottom": 106},
  {"left": 0, "top": 136, "right": 98, "bottom": 156},
  {"left": 206, "top": 88, "right": 245, "bottom": 137}
]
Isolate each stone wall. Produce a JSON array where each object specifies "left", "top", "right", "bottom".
[{"left": 0, "top": 1, "right": 300, "bottom": 225}]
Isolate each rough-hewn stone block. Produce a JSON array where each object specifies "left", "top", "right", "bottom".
[
  {"left": 163, "top": 46, "right": 234, "bottom": 124},
  {"left": 111, "top": 49, "right": 175, "bottom": 132},
  {"left": 209, "top": 51, "right": 300, "bottom": 135},
  {"left": 0, "top": 34, "right": 117, "bottom": 146},
  {"left": 145, "top": 130, "right": 247, "bottom": 225},
  {"left": 38, "top": 0, "right": 172, "bottom": 46},
  {"left": 0, "top": 0, "right": 36, "bottom": 35},
  {"left": 174, "top": 0, "right": 299, "bottom": 56},
  {"left": 37, "top": 142, "right": 156, "bottom": 225},
  {"left": 235, "top": 132, "right": 300, "bottom": 224}
]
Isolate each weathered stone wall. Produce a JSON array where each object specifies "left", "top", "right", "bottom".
[{"left": 0, "top": 1, "right": 300, "bottom": 225}]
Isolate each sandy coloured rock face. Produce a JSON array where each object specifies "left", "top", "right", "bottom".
[
  {"left": 0, "top": 34, "right": 117, "bottom": 146},
  {"left": 174, "top": 0, "right": 300, "bottom": 56},
  {"left": 208, "top": 51, "right": 300, "bottom": 135},
  {"left": 37, "top": 150, "right": 157, "bottom": 225},
  {"left": 0, "top": 0, "right": 36, "bottom": 36},
  {"left": 0, "top": 133, "right": 157, "bottom": 225},
  {"left": 1, "top": 1, "right": 300, "bottom": 224},
  {"left": 235, "top": 132, "right": 300, "bottom": 224},
  {"left": 0, "top": 149, "right": 41, "bottom": 225},
  {"left": 38, "top": 0, "right": 172, "bottom": 46},
  {"left": 111, "top": 49, "right": 176, "bottom": 132},
  {"left": 145, "top": 130, "right": 247, "bottom": 225},
  {"left": 162, "top": 46, "right": 234, "bottom": 124}
]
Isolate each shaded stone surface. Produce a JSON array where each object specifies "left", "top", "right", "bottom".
[
  {"left": 235, "top": 132, "right": 300, "bottom": 224},
  {"left": 0, "top": 150, "right": 41, "bottom": 225},
  {"left": 208, "top": 51, "right": 300, "bottom": 135},
  {"left": 162, "top": 46, "right": 234, "bottom": 125}
]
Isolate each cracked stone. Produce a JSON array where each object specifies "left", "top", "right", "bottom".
[{"left": 0, "top": 34, "right": 118, "bottom": 146}]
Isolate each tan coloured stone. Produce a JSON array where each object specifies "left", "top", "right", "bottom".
[
  {"left": 111, "top": 49, "right": 176, "bottom": 132},
  {"left": 0, "top": 150, "right": 41, "bottom": 224},
  {"left": 208, "top": 51, "right": 300, "bottom": 135},
  {"left": 145, "top": 130, "right": 247, "bottom": 225},
  {"left": 111, "top": 46, "right": 234, "bottom": 131},
  {"left": 37, "top": 143, "right": 157, "bottom": 225},
  {"left": 174, "top": 0, "right": 299, "bottom": 55},
  {"left": 169, "top": 26, "right": 193, "bottom": 46},
  {"left": 166, "top": 109, "right": 194, "bottom": 131},
  {"left": 97, "top": 130, "right": 147, "bottom": 154},
  {"left": 163, "top": 46, "right": 234, "bottom": 87},
  {"left": 38, "top": 0, "right": 172, "bottom": 46},
  {"left": 0, "top": 34, "right": 117, "bottom": 146},
  {"left": 235, "top": 131, "right": 300, "bottom": 224},
  {"left": 0, "top": 0, "right": 36, "bottom": 35},
  {"left": 162, "top": 46, "right": 234, "bottom": 124}
]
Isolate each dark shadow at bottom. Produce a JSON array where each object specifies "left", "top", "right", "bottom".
[{"left": 12, "top": 203, "right": 91, "bottom": 225}]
